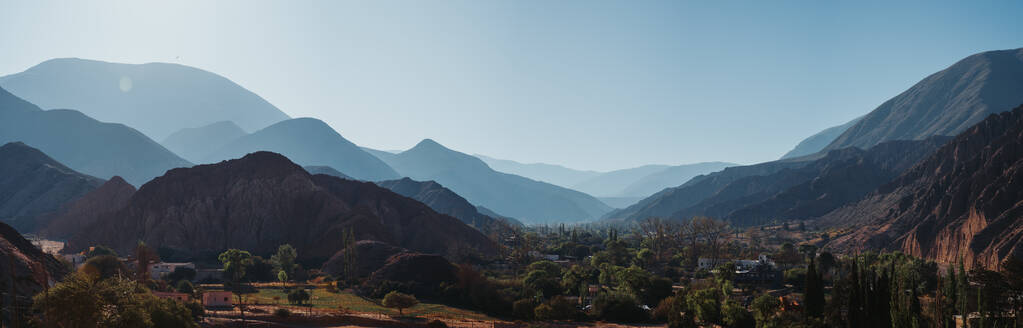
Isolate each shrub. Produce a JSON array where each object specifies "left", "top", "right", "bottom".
[
  {"left": 513, "top": 298, "right": 536, "bottom": 320},
  {"left": 427, "top": 319, "right": 449, "bottom": 328},
  {"left": 274, "top": 308, "right": 291, "bottom": 317},
  {"left": 287, "top": 289, "right": 311, "bottom": 305},
  {"left": 534, "top": 303, "right": 555, "bottom": 320},
  {"left": 591, "top": 292, "right": 649, "bottom": 323}
]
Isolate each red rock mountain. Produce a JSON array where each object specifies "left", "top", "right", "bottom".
[
  {"left": 65, "top": 152, "right": 499, "bottom": 262},
  {"left": 825, "top": 105, "right": 1023, "bottom": 270}
]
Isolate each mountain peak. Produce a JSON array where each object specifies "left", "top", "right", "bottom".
[{"left": 413, "top": 138, "right": 447, "bottom": 151}]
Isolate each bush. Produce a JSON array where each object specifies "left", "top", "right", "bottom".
[
  {"left": 591, "top": 292, "right": 649, "bottom": 323},
  {"left": 513, "top": 298, "right": 536, "bottom": 320},
  {"left": 427, "top": 319, "right": 449, "bottom": 328},
  {"left": 534, "top": 303, "right": 555, "bottom": 320},
  {"left": 287, "top": 289, "right": 311, "bottom": 305},
  {"left": 274, "top": 308, "right": 291, "bottom": 317}
]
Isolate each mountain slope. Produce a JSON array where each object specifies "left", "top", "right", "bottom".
[
  {"left": 475, "top": 154, "right": 601, "bottom": 187},
  {"left": 66, "top": 151, "right": 497, "bottom": 262},
  {"left": 679, "top": 137, "right": 948, "bottom": 225},
  {"left": 824, "top": 105, "right": 1023, "bottom": 270},
  {"left": 0, "top": 142, "right": 104, "bottom": 232},
  {"left": 0, "top": 58, "right": 290, "bottom": 140},
  {"left": 571, "top": 165, "right": 669, "bottom": 197},
  {"left": 375, "top": 178, "right": 517, "bottom": 232},
  {"left": 603, "top": 157, "right": 815, "bottom": 221},
  {"left": 39, "top": 176, "right": 136, "bottom": 240},
  {"left": 161, "top": 121, "right": 247, "bottom": 163},
  {"left": 781, "top": 117, "right": 862, "bottom": 159},
  {"left": 0, "top": 87, "right": 190, "bottom": 185},
  {"left": 620, "top": 162, "right": 737, "bottom": 197},
  {"left": 304, "top": 165, "right": 354, "bottom": 180},
  {"left": 377, "top": 139, "right": 612, "bottom": 223},
  {"left": 204, "top": 118, "right": 399, "bottom": 181},
  {"left": 825, "top": 48, "right": 1023, "bottom": 151}
]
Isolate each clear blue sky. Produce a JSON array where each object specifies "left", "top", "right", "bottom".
[{"left": 1, "top": 1, "right": 1021, "bottom": 171}]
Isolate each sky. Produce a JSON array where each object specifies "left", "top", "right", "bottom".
[{"left": 1, "top": 1, "right": 1022, "bottom": 171}]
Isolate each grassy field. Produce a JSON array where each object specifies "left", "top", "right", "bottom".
[{"left": 248, "top": 287, "right": 498, "bottom": 321}]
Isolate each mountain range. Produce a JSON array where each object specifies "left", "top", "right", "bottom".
[
  {"left": 186, "top": 118, "right": 400, "bottom": 181},
  {"left": 477, "top": 155, "right": 736, "bottom": 202},
  {"left": 370, "top": 139, "right": 612, "bottom": 223},
  {"left": 0, "top": 86, "right": 191, "bottom": 185},
  {"left": 64, "top": 151, "right": 498, "bottom": 262},
  {"left": 0, "top": 58, "right": 290, "bottom": 140}
]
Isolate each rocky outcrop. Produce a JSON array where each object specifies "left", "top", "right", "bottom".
[
  {"left": 0, "top": 142, "right": 103, "bottom": 232},
  {"left": 0, "top": 221, "right": 69, "bottom": 322},
  {"left": 66, "top": 151, "right": 498, "bottom": 262},
  {"left": 825, "top": 105, "right": 1023, "bottom": 270},
  {"left": 39, "top": 176, "right": 136, "bottom": 239}
]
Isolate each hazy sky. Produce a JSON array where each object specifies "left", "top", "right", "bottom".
[{"left": 2, "top": 1, "right": 1022, "bottom": 171}]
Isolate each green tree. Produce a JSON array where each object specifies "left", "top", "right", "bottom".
[
  {"left": 803, "top": 258, "right": 824, "bottom": 318},
  {"left": 722, "top": 300, "right": 755, "bottom": 328},
  {"left": 277, "top": 270, "right": 289, "bottom": 287},
  {"left": 218, "top": 249, "right": 254, "bottom": 283},
  {"left": 533, "top": 303, "right": 555, "bottom": 320},
  {"left": 81, "top": 254, "right": 128, "bottom": 280},
  {"left": 33, "top": 272, "right": 198, "bottom": 328},
  {"left": 175, "top": 280, "right": 194, "bottom": 295},
  {"left": 751, "top": 293, "right": 780, "bottom": 327},
  {"left": 382, "top": 291, "right": 419, "bottom": 315},
  {"left": 270, "top": 244, "right": 298, "bottom": 281},
  {"left": 687, "top": 288, "right": 722, "bottom": 325},
  {"left": 218, "top": 249, "right": 254, "bottom": 323}
]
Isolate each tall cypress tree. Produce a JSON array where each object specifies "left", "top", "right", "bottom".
[{"left": 805, "top": 258, "right": 825, "bottom": 318}]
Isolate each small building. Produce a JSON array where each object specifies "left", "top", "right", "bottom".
[
  {"left": 202, "top": 291, "right": 233, "bottom": 307},
  {"left": 148, "top": 262, "right": 196, "bottom": 280},
  {"left": 153, "top": 291, "right": 190, "bottom": 302}
]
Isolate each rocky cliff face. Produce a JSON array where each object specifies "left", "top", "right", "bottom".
[
  {"left": 66, "top": 151, "right": 498, "bottom": 262},
  {"left": 0, "top": 142, "right": 103, "bottom": 232},
  {"left": 825, "top": 105, "right": 1023, "bottom": 270},
  {"left": 0, "top": 221, "right": 69, "bottom": 322}
]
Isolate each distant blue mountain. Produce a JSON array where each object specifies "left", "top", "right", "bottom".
[
  {"left": 0, "top": 58, "right": 290, "bottom": 140},
  {"left": 203, "top": 118, "right": 399, "bottom": 181},
  {"left": 371, "top": 139, "right": 612, "bottom": 224},
  {"left": 0, "top": 87, "right": 190, "bottom": 186}
]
